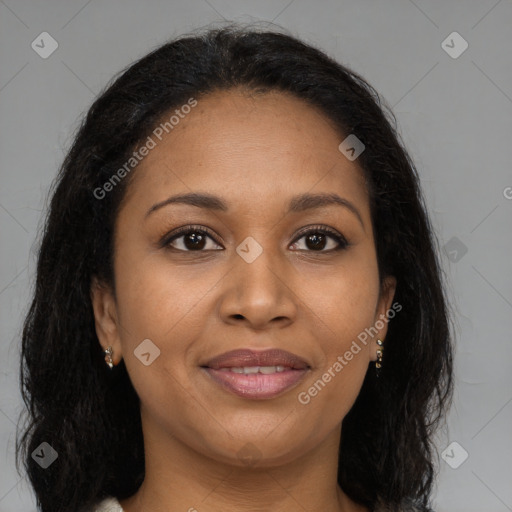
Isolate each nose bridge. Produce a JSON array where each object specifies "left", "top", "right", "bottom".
[
  {"left": 235, "top": 234, "right": 287, "bottom": 296},
  {"left": 240, "top": 243, "right": 280, "bottom": 287},
  {"left": 218, "top": 233, "right": 297, "bottom": 328}
]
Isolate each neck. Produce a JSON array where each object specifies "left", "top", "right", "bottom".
[{"left": 119, "top": 420, "right": 369, "bottom": 512}]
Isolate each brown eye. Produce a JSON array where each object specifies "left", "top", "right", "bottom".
[
  {"left": 162, "top": 226, "right": 223, "bottom": 252},
  {"left": 290, "top": 227, "right": 348, "bottom": 252}
]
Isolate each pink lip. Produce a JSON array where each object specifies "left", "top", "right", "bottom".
[
  {"left": 201, "top": 348, "right": 311, "bottom": 400},
  {"left": 202, "top": 367, "right": 308, "bottom": 399}
]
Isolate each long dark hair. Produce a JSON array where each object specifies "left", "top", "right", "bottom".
[{"left": 17, "top": 24, "right": 454, "bottom": 512}]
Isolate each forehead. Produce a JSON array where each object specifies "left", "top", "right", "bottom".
[{"left": 123, "top": 88, "right": 369, "bottom": 214}]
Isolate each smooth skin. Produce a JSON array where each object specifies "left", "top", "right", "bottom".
[{"left": 91, "top": 87, "right": 396, "bottom": 512}]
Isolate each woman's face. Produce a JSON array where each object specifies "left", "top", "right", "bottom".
[{"left": 92, "top": 88, "right": 396, "bottom": 468}]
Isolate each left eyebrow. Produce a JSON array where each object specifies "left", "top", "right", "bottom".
[
  {"left": 145, "top": 191, "right": 364, "bottom": 230},
  {"left": 287, "top": 192, "right": 364, "bottom": 229}
]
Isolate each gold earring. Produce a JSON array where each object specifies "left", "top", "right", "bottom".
[
  {"left": 375, "top": 338, "right": 383, "bottom": 377},
  {"left": 104, "top": 346, "right": 114, "bottom": 369}
]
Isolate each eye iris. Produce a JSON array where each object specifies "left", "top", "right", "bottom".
[
  {"left": 184, "top": 232, "right": 206, "bottom": 250},
  {"left": 306, "top": 232, "right": 326, "bottom": 250}
]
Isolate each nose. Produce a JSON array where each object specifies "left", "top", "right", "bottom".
[{"left": 217, "top": 244, "right": 298, "bottom": 331}]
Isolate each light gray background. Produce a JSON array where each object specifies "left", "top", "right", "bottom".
[{"left": 1, "top": 1, "right": 511, "bottom": 511}]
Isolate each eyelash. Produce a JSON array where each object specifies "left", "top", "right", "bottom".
[{"left": 160, "top": 224, "right": 349, "bottom": 253}]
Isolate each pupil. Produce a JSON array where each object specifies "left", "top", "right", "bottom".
[
  {"left": 306, "top": 233, "right": 325, "bottom": 250},
  {"left": 185, "top": 232, "right": 206, "bottom": 250}
]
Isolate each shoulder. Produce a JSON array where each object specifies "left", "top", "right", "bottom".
[{"left": 89, "top": 496, "right": 124, "bottom": 512}]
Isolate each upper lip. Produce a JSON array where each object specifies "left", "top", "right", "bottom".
[{"left": 202, "top": 349, "right": 310, "bottom": 370}]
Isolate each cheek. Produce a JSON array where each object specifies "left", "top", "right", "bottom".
[
  {"left": 113, "top": 252, "right": 224, "bottom": 397},
  {"left": 292, "top": 257, "right": 379, "bottom": 417},
  {"left": 298, "top": 256, "right": 380, "bottom": 350},
  {"left": 295, "top": 271, "right": 377, "bottom": 427},
  {"left": 114, "top": 250, "right": 217, "bottom": 339}
]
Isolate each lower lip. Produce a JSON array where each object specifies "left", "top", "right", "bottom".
[{"left": 202, "top": 368, "right": 308, "bottom": 399}]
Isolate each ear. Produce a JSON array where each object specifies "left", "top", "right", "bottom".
[
  {"left": 370, "top": 275, "right": 397, "bottom": 361},
  {"left": 90, "top": 276, "right": 123, "bottom": 366}
]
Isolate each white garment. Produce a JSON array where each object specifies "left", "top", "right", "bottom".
[{"left": 92, "top": 496, "right": 124, "bottom": 512}]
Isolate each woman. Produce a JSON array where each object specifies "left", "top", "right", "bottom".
[{"left": 17, "top": 25, "right": 454, "bottom": 512}]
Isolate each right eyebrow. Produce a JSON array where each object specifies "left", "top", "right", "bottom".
[{"left": 145, "top": 192, "right": 228, "bottom": 218}]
